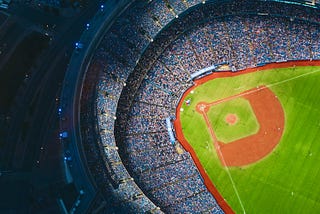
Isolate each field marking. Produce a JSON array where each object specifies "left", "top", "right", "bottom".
[
  {"left": 206, "top": 86, "right": 266, "bottom": 108},
  {"left": 266, "top": 68, "right": 320, "bottom": 89},
  {"left": 202, "top": 68, "right": 320, "bottom": 109},
  {"left": 195, "top": 69, "right": 319, "bottom": 212},
  {"left": 201, "top": 109, "right": 247, "bottom": 214},
  {"left": 191, "top": 70, "right": 320, "bottom": 211},
  {"left": 195, "top": 69, "right": 320, "bottom": 213}
]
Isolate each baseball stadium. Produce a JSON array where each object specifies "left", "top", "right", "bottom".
[{"left": 59, "top": 0, "right": 320, "bottom": 213}]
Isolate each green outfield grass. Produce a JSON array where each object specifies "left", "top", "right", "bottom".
[
  {"left": 179, "top": 66, "right": 320, "bottom": 213},
  {"left": 207, "top": 97, "right": 259, "bottom": 143}
]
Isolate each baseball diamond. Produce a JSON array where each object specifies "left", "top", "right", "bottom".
[{"left": 175, "top": 62, "right": 320, "bottom": 213}]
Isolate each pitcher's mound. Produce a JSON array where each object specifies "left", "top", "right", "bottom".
[{"left": 225, "top": 113, "right": 238, "bottom": 125}]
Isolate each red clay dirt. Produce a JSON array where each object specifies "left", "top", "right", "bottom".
[
  {"left": 225, "top": 114, "right": 238, "bottom": 125},
  {"left": 198, "top": 85, "right": 284, "bottom": 167},
  {"left": 173, "top": 60, "right": 320, "bottom": 214}
]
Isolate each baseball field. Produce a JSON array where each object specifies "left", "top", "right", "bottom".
[{"left": 175, "top": 62, "right": 320, "bottom": 213}]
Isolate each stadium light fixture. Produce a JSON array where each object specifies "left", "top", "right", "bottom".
[
  {"left": 75, "top": 42, "right": 83, "bottom": 49},
  {"left": 59, "top": 131, "right": 68, "bottom": 139}
]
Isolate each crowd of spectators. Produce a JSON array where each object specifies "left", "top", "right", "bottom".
[
  {"left": 78, "top": 0, "right": 320, "bottom": 213},
  {"left": 148, "top": 0, "right": 176, "bottom": 26},
  {"left": 180, "top": 15, "right": 316, "bottom": 71},
  {"left": 79, "top": 58, "right": 160, "bottom": 212},
  {"left": 36, "top": 0, "right": 61, "bottom": 7}
]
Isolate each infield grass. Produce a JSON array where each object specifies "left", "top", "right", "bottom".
[
  {"left": 179, "top": 66, "right": 320, "bottom": 213},
  {"left": 207, "top": 97, "right": 260, "bottom": 143}
]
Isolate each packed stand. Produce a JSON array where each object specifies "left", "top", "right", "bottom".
[
  {"left": 116, "top": 1, "right": 320, "bottom": 213},
  {"left": 88, "top": 0, "right": 320, "bottom": 213}
]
